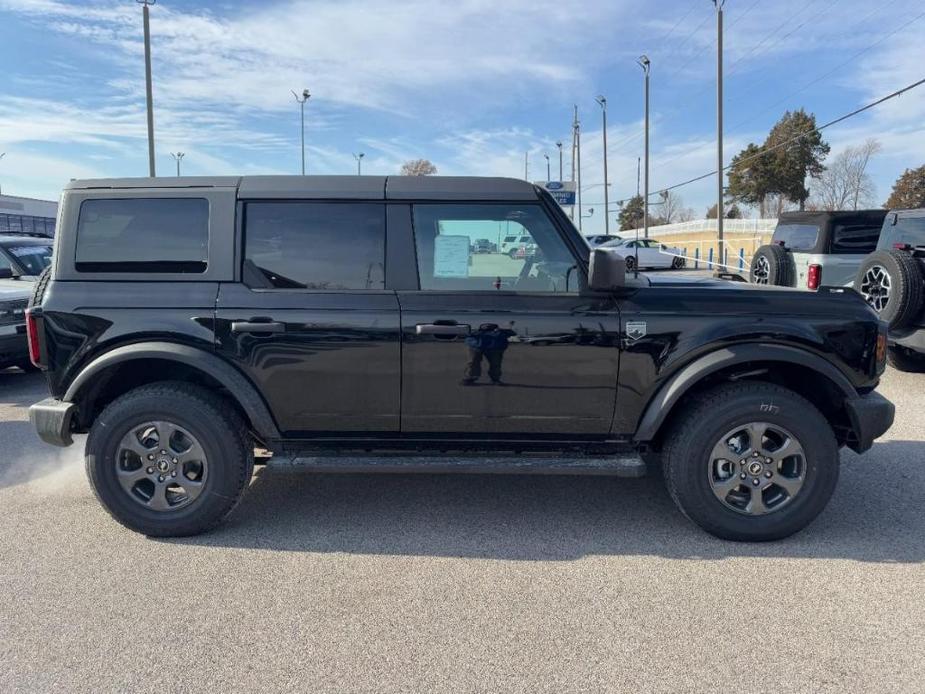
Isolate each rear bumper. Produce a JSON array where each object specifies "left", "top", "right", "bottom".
[
  {"left": 844, "top": 391, "right": 894, "bottom": 453},
  {"left": 29, "top": 398, "right": 77, "bottom": 447}
]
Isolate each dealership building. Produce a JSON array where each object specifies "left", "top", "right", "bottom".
[{"left": 0, "top": 193, "right": 58, "bottom": 236}]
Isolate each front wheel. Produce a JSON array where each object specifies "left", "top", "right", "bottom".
[
  {"left": 85, "top": 382, "right": 254, "bottom": 537},
  {"left": 662, "top": 382, "right": 838, "bottom": 541}
]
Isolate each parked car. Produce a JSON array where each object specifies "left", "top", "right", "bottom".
[
  {"left": 0, "top": 280, "right": 33, "bottom": 372},
  {"left": 0, "top": 234, "right": 54, "bottom": 281},
  {"left": 854, "top": 208, "right": 925, "bottom": 372},
  {"left": 28, "top": 175, "right": 893, "bottom": 542},
  {"left": 749, "top": 210, "right": 886, "bottom": 289},
  {"left": 472, "top": 238, "right": 493, "bottom": 254},
  {"left": 500, "top": 233, "right": 533, "bottom": 257},
  {"left": 584, "top": 234, "right": 622, "bottom": 248},
  {"left": 600, "top": 237, "right": 685, "bottom": 270}
]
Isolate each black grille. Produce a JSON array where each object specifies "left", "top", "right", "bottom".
[{"left": 0, "top": 299, "right": 27, "bottom": 326}]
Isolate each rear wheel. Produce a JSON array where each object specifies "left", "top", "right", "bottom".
[
  {"left": 85, "top": 382, "right": 254, "bottom": 537},
  {"left": 887, "top": 345, "right": 925, "bottom": 373},
  {"left": 625, "top": 255, "right": 637, "bottom": 271},
  {"left": 662, "top": 382, "right": 838, "bottom": 541}
]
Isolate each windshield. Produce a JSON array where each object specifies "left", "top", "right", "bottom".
[
  {"left": 772, "top": 223, "right": 819, "bottom": 251},
  {"left": 5, "top": 244, "right": 53, "bottom": 275}
]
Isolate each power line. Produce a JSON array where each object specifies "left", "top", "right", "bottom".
[
  {"left": 649, "top": 76, "right": 925, "bottom": 197},
  {"left": 654, "top": 1, "right": 698, "bottom": 46}
]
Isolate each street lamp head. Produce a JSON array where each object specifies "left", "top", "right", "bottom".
[
  {"left": 302, "top": 88, "right": 311, "bottom": 100},
  {"left": 637, "top": 55, "right": 650, "bottom": 73},
  {"left": 543, "top": 153, "right": 549, "bottom": 161},
  {"left": 595, "top": 95, "right": 606, "bottom": 108},
  {"left": 556, "top": 141, "right": 562, "bottom": 149}
]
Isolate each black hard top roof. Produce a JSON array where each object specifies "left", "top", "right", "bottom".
[
  {"left": 67, "top": 175, "right": 540, "bottom": 202},
  {"left": 778, "top": 209, "right": 887, "bottom": 225}
]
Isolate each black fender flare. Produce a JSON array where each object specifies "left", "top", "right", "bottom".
[
  {"left": 64, "top": 341, "right": 281, "bottom": 440},
  {"left": 633, "top": 344, "right": 857, "bottom": 442}
]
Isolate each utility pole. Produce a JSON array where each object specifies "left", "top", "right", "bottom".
[
  {"left": 714, "top": 0, "right": 725, "bottom": 266},
  {"left": 636, "top": 157, "right": 640, "bottom": 196},
  {"left": 170, "top": 152, "right": 184, "bottom": 176},
  {"left": 354, "top": 152, "right": 365, "bottom": 175},
  {"left": 638, "top": 55, "right": 650, "bottom": 239},
  {"left": 291, "top": 88, "right": 310, "bottom": 174},
  {"left": 575, "top": 108, "right": 583, "bottom": 230},
  {"left": 556, "top": 141, "right": 563, "bottom": 180},
  {"left": 138, "top": 0, "right": 156, "bottom": 177},
  {"left": 0, "top": 152, "right": 5, "bottom": 195},
  {"left": 524, "top": 151, "right": 529, "bottom": 180},
  {"left": 595, "top": 95, "right": 609, "bottom": 235},
  {"left": 543, "top": 153, "right": 550, "bottom": 181}
]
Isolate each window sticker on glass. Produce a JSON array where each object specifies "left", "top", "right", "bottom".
[{"left": 433, "top": 235, "right": 471, "bottom": 278}]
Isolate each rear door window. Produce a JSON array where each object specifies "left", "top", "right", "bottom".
[
  {"left": 772, "top": 224, "right": 819, "bottom": 251},
  {"left": 892, "top": 216, "right": 925, "bottom": 247},
  {"left": 830, "top": 224, "right": 881, "bottom": 254},
  {"left": 76, "top": 198, "right": 209, "bottom": 272},
  {"left": 244, "top": 202, "right": 385, "bottom": 290}
]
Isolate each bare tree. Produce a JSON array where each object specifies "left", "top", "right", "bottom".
[
  {"left": 810, "top": 138, "right": 881, "bottom": 211},
  {"left": 658, "top": 190, "right": 687, "bottom": 223},
  {"left": 399, "top": 159, "right": 438, "bottom": 176}
]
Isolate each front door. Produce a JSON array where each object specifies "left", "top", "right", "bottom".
[
  {"left": 215, "top": 201, "right": 401, "bottom": 435},
  {"left": 398, "top": 202, "right": 621, "bottom": 436}
]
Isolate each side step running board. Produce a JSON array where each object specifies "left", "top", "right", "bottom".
[{"left": 266, "top": 455, "right": 647, "bottom": 478}]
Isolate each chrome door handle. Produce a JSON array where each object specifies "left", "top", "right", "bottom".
[
  {"left": 416, "top": 323, "right": 470, "bottom": 336},
  {"left": 231, "top": 320, "right": 285, "bottom": 334}
]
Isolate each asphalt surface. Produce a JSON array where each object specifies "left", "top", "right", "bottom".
[{"left": 0, "top": 367, "right": 923, "bottom": 692}]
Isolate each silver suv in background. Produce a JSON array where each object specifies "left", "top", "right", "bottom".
[{"left": 750, "top": 210, "right": 886, "bottom": 290}]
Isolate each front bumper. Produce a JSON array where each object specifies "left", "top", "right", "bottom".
[
  {"left": 29, "top": 398, "right": 77, "bottom": 447},
  {"left": 0, "top": 323, "right": 28, "bottom": 366},
  {"left": 844, "top": 391, "right": 894, "bottom": 453}
]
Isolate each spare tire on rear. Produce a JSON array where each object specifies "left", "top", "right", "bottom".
[
  {"left": 750, "top": 244, "right": 794, "bottom": 286},
  {"left": 854, "top": 249, "right": 924, "bottom": 329}
]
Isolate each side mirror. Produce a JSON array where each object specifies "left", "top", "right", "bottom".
[
  {"left": 0, "top": 267, "right": 13, "bottom": 280},
  {"left": 588, "top": 248, "right": 626, "bottom": 291}
]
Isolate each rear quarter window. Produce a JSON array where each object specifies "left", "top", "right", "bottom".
[
  {"left": 75, "top": 198, "right": 209, "bottom": 273},
  {"left": 891, "top": 216, "right": 925, "bottom": 247},
  {"left": 830, "top": 224, "right": 881, "bottom": 254},
  {"left": 771, "top": 224, "right": 818, "bottom": 252}
]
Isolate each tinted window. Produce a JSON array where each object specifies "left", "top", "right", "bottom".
[
  {"left": 412, "top": 204, "right": 578, "bottom": 292},
  {"left": 5, "top": 244, "right": 52, "bottom": 275},
  {"left": 76, "top": 198, "right": 208, "bottom": 272},
  {"left": 772, "top": 223, "right": 818, "bottom": 251},
  {"left": 892, "top": 216, "right": 925, "bottom": 247},
  {"left": 244, "top": 202, "right": 385, "bottom": 290},
  {"left": 831, "top": 224, "right": 881, "bottom": 254}
]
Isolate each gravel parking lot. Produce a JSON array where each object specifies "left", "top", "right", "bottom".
[{"left": 1, "top": 367, "right": 923, "bottom": 692}]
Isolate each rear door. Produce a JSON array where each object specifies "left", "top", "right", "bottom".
[
  {"left": 396, "top": 201, "right": 621, "bottom": 436},
  {"left": 215, "top": 201, "right": 401, "bottom": 435}
]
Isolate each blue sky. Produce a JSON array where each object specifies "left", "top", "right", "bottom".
[{"left": 1, "top": 0, "right": 924, "bottom": 234}]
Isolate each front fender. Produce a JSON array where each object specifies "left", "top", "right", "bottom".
[{"left": 633, "top": 343, "right": 857, "bottom": 442}]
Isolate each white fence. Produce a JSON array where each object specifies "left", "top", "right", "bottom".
[{"left": 624, "top": 218, "right": 778, "bottom": 237}]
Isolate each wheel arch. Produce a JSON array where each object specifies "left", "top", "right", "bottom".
[
  {"left": 634, "top": 344, "right": 857, "bottom": 445},
  {"left": 65, "top": 342, "right": 281, "bottom": 443}
]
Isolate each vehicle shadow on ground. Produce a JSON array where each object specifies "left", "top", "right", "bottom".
[{"left": 169, "top": 440, "right": 925, "bottom": 563}]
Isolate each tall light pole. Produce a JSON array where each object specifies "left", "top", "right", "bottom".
[
  {"left": 543, "top": 153, "right": 551, "bottom": 181},
  {"left": 637, "top": 55, "right": 650, "bottom": 239},
  {"left": 555, "top": 141, "right": 563, "bottom": 181},
  {"left": 137, "top": 0, "right": 156, "bottom": 177},
  {"left": 575, "top": 107, "right": 583, "bottom": 229},
  {"left": 291, "top": 88, "right": 310, "bottom": 175},
  {"left": 713, "top": 0, "right": 725, "bottom": 265},
  {"left": 354, "top": 152, "right": 365, "bottom": 175},
  {"left": 0, "top": 152, "right": 5, "bottom": 195},
  {"left": 170, "top": 152, "right": 185, "bottom": 177},
  {"left": 595, "top": 95, "right": 609, "bottom": 235},
  {"left": 524, "top": 151, "right": 529, "bottom": 180}
]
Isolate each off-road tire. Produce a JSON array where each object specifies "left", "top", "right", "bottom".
[
  {"left": 28, "top": 266, "right": 51, "bottom": 308},
  {"left": 750, "top": 244, "right": 794, "bottom": 286},
  {"left": 85, "top": 381, "right": 254, "bottom": 537},
  {"left": 662, "top": 382, "right": 839, "bottom": 542},
  {"left": 855, "top": 250, "right": 924, "bottom": 330},
  {"left": 886, "top": 345, "right": 925, "bottom": 373}
]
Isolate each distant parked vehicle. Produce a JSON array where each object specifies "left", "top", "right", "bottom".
[
  {"left": 472, "top": 238, "right": 493, "bottom": 254},
  {"left": 854, "top": 208, "right": 925, "bottom": 372},
  {"left": 584, "top": 234, "right": 621, "bottom": 248},
  {"left": 749, "top": 210, "right": 886, "bottom": 290},
  {"left": 500, "top": 233, "right": 533, "bottom": 257},
  {"left": 0, "top": 235, "right": 54, "bottom": 281},
  {"left": 600, "top": 237, "right": 685, "bottom": 270}
]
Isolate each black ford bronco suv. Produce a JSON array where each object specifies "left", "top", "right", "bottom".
[{"left": 27, "top": 176, "right": 894, "bottom": 541}]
